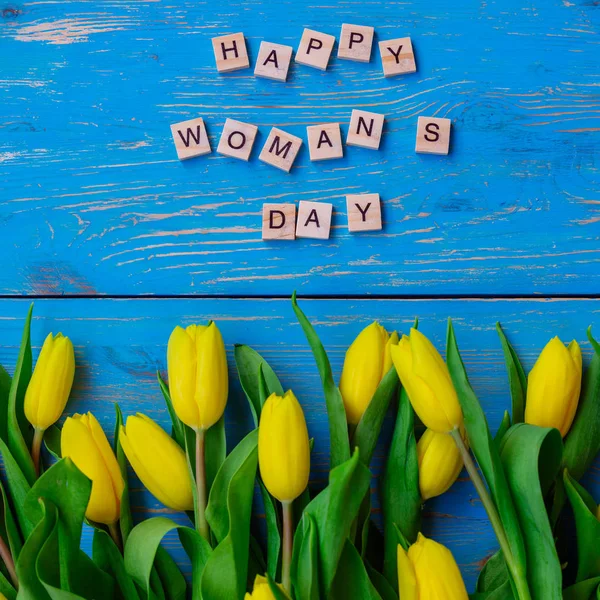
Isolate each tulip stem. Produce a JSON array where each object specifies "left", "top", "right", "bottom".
[
  {"left": 282, "top": 501, "right": 293, "bottom": 594},
  {"left": 31, "top": 428, "right": 44, "bottom": 476},
  {"left": 108, "top": 522, "right": 122, "bottom": 553},
  {"left": 195, "top": 428, "right": 210, "bottom": 542},
  {"left": 450, "top": 428, "right": 531, "bottom": 600},
  {"left": 0, "top": 534, "right": 18, "bottom": 589}
]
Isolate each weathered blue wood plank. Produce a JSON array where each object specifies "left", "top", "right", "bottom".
[
  {"left": 1, "top": 0, "right": 599, "bottom": 296},
  {"left": 0, "top": 297, "right": 598, "bottom": 590}
]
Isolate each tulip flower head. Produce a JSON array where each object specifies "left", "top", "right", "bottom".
[
  {"left": 397, "top": 533, "right": 468, "bottom": 599},
  {"left": 339, "top": 322, "right": 399, "bottom": 425},
  {"left": 258, "top": 390, "right": 310, "bottom": 503},
  {"left": 391, "top": 328, "right": 463, "bottom": 433},
  {"left": 525, "top": 337, "right": 582, "bottom": 438},
  {"left": 417, "top": 428, "right": 464, "bottom": 501},
  {"left": 61, "top": 412, "right": 124, "bottom": 525},
  {"left": 25, "top": 332, "right": 75, "bottom": 431},
  {"left": 245, "top": 575, "right": 281, "bottom": 600},
  {"left": 167, "top": 322, "right": 228, "bottom": 431},
  {"left": 120, "top": 414, "right": 193, "bottom": 511}
]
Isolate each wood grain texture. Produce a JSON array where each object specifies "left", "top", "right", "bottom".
[
  {"left": 1, "top": 0, "right": 599, "bottom": 296},
  {"left": 0, "top": 297, "right": 599, "bottom": 590}
]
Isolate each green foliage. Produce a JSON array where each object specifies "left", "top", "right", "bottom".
[{"left": 496, "top": 323, "right": 527, "bottom": 425}]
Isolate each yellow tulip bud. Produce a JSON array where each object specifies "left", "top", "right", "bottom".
[
  {"left": 390, "top": 329, "right": 463, "bottom": 433},
  {"left": 244, "top": 575, "right": 282, "bottom": 600},
  {"left": 120, "top": 414, "right": 193, "bottom": 511},
  {"left": 417, "top": 429, "right": 463, "bottom": 500},
  {"left": 258, "top": 390, "right": 310, "bottom": 503},
  {"left": 167, "top": 322, "right": 228, "bottom": 431},
  {"left": 339, "top": 322, "right": 399, "bottom": 425},
  {"left": 525, "top": 337, "right": 582, "bottom": 438},
  {"left": 25, "top": 332, "right": 75, "bottom": 431},
  {"left": 397, "top": 533, "right": 468, "bottom": 599},
  {"left": 61, "top": 413, "right": 124, "bottom": 525}
]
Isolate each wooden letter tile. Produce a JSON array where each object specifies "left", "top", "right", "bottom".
[
  {"left": 212, "top": 33, "right": 249, "bottom": 73},
  {"left": 415, "top": 116, "right": 451, "bottom": 155},
  {"left": 295, "top": 29, "right": 335, "bottom": 71},
  {"left": 259, "top": 127, "right": 303, "bottom": 172},
  {"left": 254, "top": 41, "right": 293, "bottom": 82},
  {"left": 379, "top": 37, "right": 417, "bottom": 77},
  {"left": 346, "top": 193, "right": 382, "bottom": 232},
  {"left": 217, "top": 119, "right": 258, "bottom": 161},
  {"left": 337, "top": 24, "right": 374, "bottom": 63},
  {"left": 296, "top": 201, "right": 333, "bottom": 239},
  {"left": 307, "top": 123, "right": 343, "bottom": 161},
  {"left": 346, "top": 109, "right": 385, "bottom": 150},
  {"left": 262, "top": 203, "right": 296, "bottom": 240},
  {"left": 170, "top": 117, "right": 211, "bottom": 160}
]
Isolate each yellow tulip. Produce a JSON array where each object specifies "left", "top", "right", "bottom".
[
  {"left": 244, "top": 575, "right": 282, "bottom": 599},
  {"left": 167, "top": 322, "right": 228, "bottom": 431},
  {"left": 417, "top": 429, "right": 463, "bottom": 500},
  {"left": 258, "top": 390, "right": 310, "bottom": 503},
  {"left": 397, "top": 533, "right": 468, "bottom": 599},
  {"left": 61, "top": 413, "right": 124, "bottom": 525},
  {"left": 525, "top": 337, "right": 582, "bottom": 438},
  {"left": 391, "top": 328, "right": 463, "bottom": 433},
  {"left": 339, "top": 322, "right": 399, "bottom": 425},
  {"left": 120, "top": 414, "right": 193, "bottom": 511},
  {"left": 25, "top": 332, "right": 75, "bottom": 431}
]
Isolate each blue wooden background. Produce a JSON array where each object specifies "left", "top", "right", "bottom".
[{"left": 1, "top": 0, "right": 600, "bottom": 593}]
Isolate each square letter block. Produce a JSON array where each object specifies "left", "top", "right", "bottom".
[
  {"left": 259, "top": 127, "right": 303, "bottom": 172},
  {"left": 296, "top": 201, "right": 333, "bottom": 240},
  {"left": 346, "top": 109, "right": 385, "bottom": 150},
  {"left": 296, "top": 29, "right": 335, "bottom": 71},
  {"left": 346, "top": 193, "right": 382, "bottom": 232},
  {"left": 170, "top": 117, "right": 211, "bottom": 161},
  {"left": 212, "top": 33, "right": 249, "bottom": 73},
  {"left": 262, "top": 203, "right": 296, "bottom": 240},
  {"left": 254, "top": 41, "right": 293, "bottom": 82},
  {"left": 307, "top": 123, "right": 343, "bottom": 161},
  {"left": 217, "top": 119, "right": 258, "bottom": 161},
  {"left": 415, "top": 116, "right": 451, "bottom": 155},
  {"left": 337, "top": 24, "right": 374, "bottom": 63},
  {"left": 379, "top": 37, "right": 417, "bottom": 77}
]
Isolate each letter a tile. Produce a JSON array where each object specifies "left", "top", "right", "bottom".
[
  {"left": 296, "top": 201, "right": 333, "bottom": 239},
  {"left": 296, "top": 29, "right": 336, "bottom": 71},
  {"left": 254, "top": 41, "right": 293, "bottom": 82},
  {"left": 379, "top": 37, "right": 417, "bottom": 77},
  {"left": 259, "top": 127, "right": 303, "bottom": 172},
  {"left": 170, "top": 117, "right": 211, "bottom": 160},
  {"left": 415, "top": 116, "right": 451, "bottom": 155},
  {"left": 212, "top": 32, "right": 250, "bottom": 73},
  {"left": 262, "top": 203, "right": 296, "bottom": 240},
  {"left": 307, "top": 123, "right": 343, "bottom": 161}
]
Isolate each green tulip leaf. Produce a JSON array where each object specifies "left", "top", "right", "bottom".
[
  {"left": 259, "top": 479, "right": 281, "bottom": 580},
  {"left": 354, "top": 366, "right": 399, "bottom": 467},
  {"left": 44, "top": 425, "right": 62, "bottom": 460},
  {"left": 563, "top": 328, "right": 600, "bottom": 480},
  {"left": 234, "top": 344, "right": 284, "bottom": 426},
  {"left": 446, "top": 319, "right": 527, "bottom": 594},
  {"left": 156, "top": 371, "right": 186, "bottom": 449},
  {"left": 365, "top": 562, "right": 398, "bottom": 600},
  {"left": 247, "top": 534, "right": 267, "bottom": 588},
  {"left": 564, "top": 470, "right": 600, "bottom": 582},
  {"left": 291, "top": 513, "right": 320, "bottom": 600},
  {"left": 0, "top": 570, "right": 16, "bottom": 600},
  {"left": 0, "top": 477, "right": 22, "bottom": 563},
  {"left": 329, "top": 539, "right": 383, "bottom": 600},
  {"left": 293, "top": 449, "right": 371, "bottom": 598},
  {"left": 476, "top": 549, "right": 512, "bottom": 596},
  {"left": 381, "top": 386, "right": 421, "bottom": 590},
  {"left": 205, "top": 416, "right": 226, "bottom": 493},
  {"left": 201, "top": 429, "right": 258, "bottom": 600},
  {"left": 291, "top": 292, "right": 350, "bottom": 469},
  {"left": 113, "top": 404, "right": 133, "bottom": 543},
  {"left": 563, "top": 577, "right": 600, "bottom": 600},
  {"left": 267, "top": 575, "right": 291, "bottom": 600},
  {"left": 357, "top": 492, "right": 371, "bottom": 558},
  {"left": 7, "top": 303, "right": 36, "bottom": 485},
  {"left": 499, "top": 423, "right": 563, "bottom": 599},
  {"left": 93, "top": 529, "right": 141, "bottom": 600},
  {"left": 0, "top": 363, "right": 11, "bottom": 444},
  {"left": 494, "top": 411, "right": 511, "bottom": 448},
  {"left": 496, "top": 323, "right": 527, "bottom": 425},
  {"left": 124, "top": 517, "right": 205, "bottom": 600}
]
